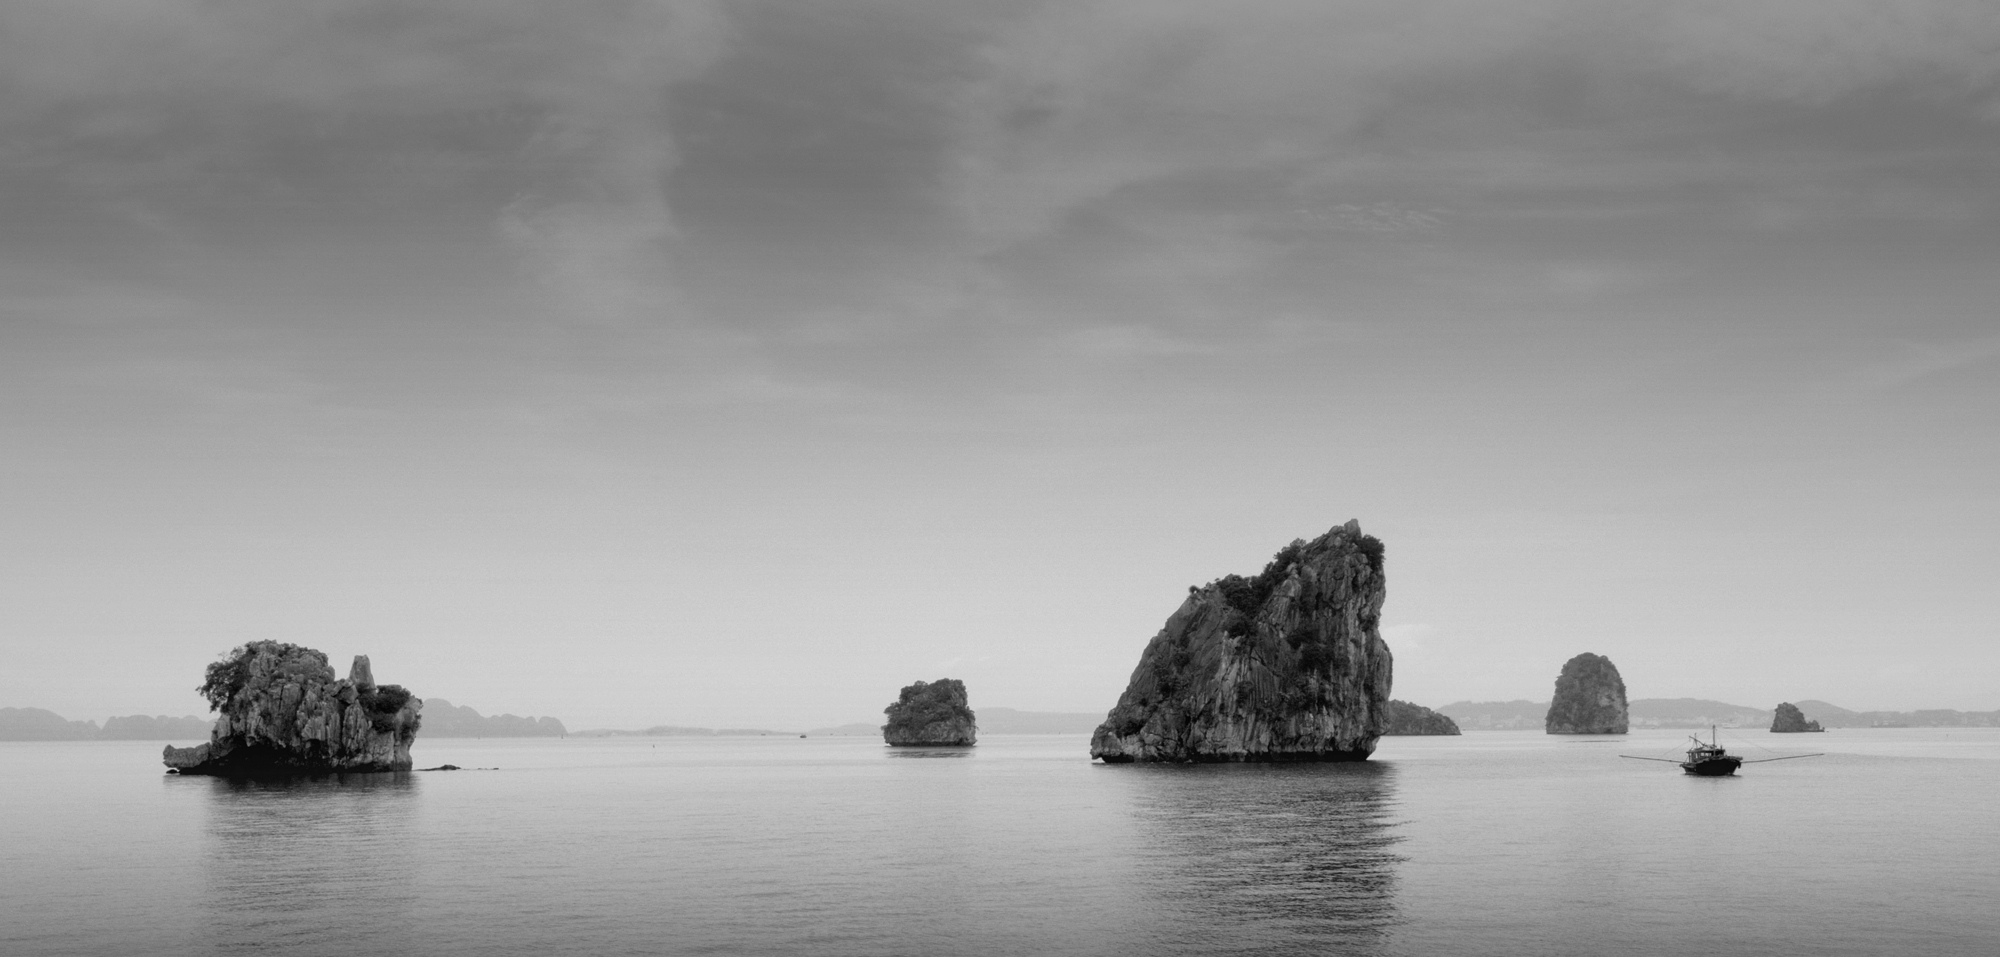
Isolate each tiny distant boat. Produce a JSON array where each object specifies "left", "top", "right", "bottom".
[{"left": 1622, "top": 726, "right": 1821, "bottom": 776}]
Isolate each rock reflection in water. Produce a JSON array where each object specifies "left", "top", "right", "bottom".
[
  {"left": 1117, "top": 762, "right": 1402, "bottom": 955},
  {"left": 187, "top": 772, "right": 420, "bottom": 956},
  {"left": 883, "top": 746, "right": 976, "bottom": 759}
]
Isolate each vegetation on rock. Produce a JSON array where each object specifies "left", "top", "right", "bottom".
[
  {"left": 1770, "top": 701, "right": 1824, "bottom": 733},
  {"left": 1544, "top": 653, "right": 1629, "bottom": 734},
  {"left": 1381, "top": 699, "right": 1460, "bottom": 735},
  {"left": 1091, "top": 520, "right": 1394, "bottom": 763},
  {"left": 166, "top": 643, "right": 422, "bottom": 775},
  {"left": 882, "top": 678, "right": 977, "bottom": 746},
  {"left": 198, "top": 640, "right": 314, "bottom": 711}
]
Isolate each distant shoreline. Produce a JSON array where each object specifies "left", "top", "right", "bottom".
[
  {"left": 1438, "top": 698, "right": 2000, "bottom": 731},
  {"left": 12, "top": 698, "right": 1997, "bottom": 742}
]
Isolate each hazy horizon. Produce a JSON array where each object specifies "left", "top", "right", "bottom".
[{"left": 4, "top": 2, "right": 1997, "bottom": 730}]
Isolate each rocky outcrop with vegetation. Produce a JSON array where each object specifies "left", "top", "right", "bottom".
[
  {"left": 1770, "top": 702, "right": 1824, "bottom": 732},
  {"left": 163, "top": 642, "right": 422, "bottom": 775},
  {"left": 1381, "top": 699, "right": 1461, "bottom": 735},
  {"left": 1090, "top": 520, "right": 1393, "bottom": 762},
  {"left": 1544, "top": 653, "right": 1628, "bottom": 734},
  {"left": 882, "top": 678, "right": 977, "bottom": 746}
]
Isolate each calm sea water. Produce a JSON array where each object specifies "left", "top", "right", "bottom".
[{"left": 4, "top": 729, "right": 1996, "bottom": 956}]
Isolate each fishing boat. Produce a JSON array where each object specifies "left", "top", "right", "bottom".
[
  {"left": 1677, "top": 731, "right": 1742, "bottom": 776},
  {"left": 1621, "top": 726, "right": 1821, "bottom": 776}
]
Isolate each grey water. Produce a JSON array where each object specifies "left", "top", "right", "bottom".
[{"left": 4, "top": 729, "right": 1996, "bottom": 956}]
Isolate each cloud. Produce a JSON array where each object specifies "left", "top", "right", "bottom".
[
  {"left": 941, "top": 0, "right": 2000, "bottom": 252},
  {"left": 1861, "top": 334, "right": 2000, "bottom": 390},
  {"left": 1, "top": 0, "right": 731, "bottom": 324},
  {"left": 1623, "top": 0, "right": 2000, "bottom": 107}
]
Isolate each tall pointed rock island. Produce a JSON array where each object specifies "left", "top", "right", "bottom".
[
  {"left": 1091, "top": 520, "right": 1393, "bottom": 762},
  {"left": 1544, "top": 652, "right": 1629, "bottom": 734}
]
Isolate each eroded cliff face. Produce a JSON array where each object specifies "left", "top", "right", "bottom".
[
  {"left": 1544, "top": 653, "right": 1628, "bottom": 734},
  {"left": 1090, "top": 520, "right": 1393, "bottom": 763},
  {"left": 163, "top": 642, "right": 422, "bottom": 775},
  {"left": 882, "top": 678, "right": 977, "bottom": 746}
]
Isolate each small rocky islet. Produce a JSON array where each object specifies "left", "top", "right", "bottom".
[
  {"left": 882, "top": 678, "right": 977, "bottom": 746},
  {"left": 1545, "top": 652, "right": 1629, "bottom": 734},
  {"left": 1090, "top": 520, "right": 1394, "bottom": 763},
  {"left": 163, "top": 641, "right": 422, "bottom": 776},
  {"left": 145, "top": 533, "right": 1835, "bottom": 771},
  {"left": 1381, "top": 699, "right": 1461, "bottom": 735},
  {"left": 1770, "top": 701, "right": 1824, "bottom": 733}
]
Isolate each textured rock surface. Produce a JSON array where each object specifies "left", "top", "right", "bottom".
[
  {"left": 882, "top": 678, "right": 977, "bottom": 746},
  {"left": 163, "top": 643, "right": 422, "bottom": 775},
  {"left": 1381, "top": 699, "right": 1461, "bottom": 735},
  {"left": 1544, "top": 653, "right": 1629, "bottom": 734},
  {"left": 1090, "top": 520, "right": 1393, "bottom": 763},
  {"left": 1770, "top": 702, "right": 1824, "bottom": 733}
]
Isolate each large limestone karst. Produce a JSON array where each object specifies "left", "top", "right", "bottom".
[
  {"left": 163, "top": 641, "right": 422, "bottom": 775},
  {"left": 1544, "top": 653, "right": 1629, "bottom": 734},
  {"left": 1090, "top": 520, "right": 1393, "bottom": 763},
  {"left": 882, "top": 678, "right": 977, "bottom": 746},
  {"left": 1770, "top": 702, "right": 1824, "bottom": 733},
  {"left": 1381, "top": 699, "right": 1461, "bottom": 736}
]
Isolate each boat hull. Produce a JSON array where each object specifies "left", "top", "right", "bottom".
[{"left": 1681, "top": 758, "right": 1742, "bottom": 776}]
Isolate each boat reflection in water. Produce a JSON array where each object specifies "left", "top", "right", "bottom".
[{"left": 1110, "top": 760, "right": 1402, "bottom": 955}]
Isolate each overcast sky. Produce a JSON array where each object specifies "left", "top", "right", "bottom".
[{"left": 4, "top": 1, "right": 1997, "bottom": 730}]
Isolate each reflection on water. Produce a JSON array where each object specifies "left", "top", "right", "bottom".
[
  {"left": 184, "top": 773, "right": 420, "bottom": 956},
  {"left": 1114, "top": 762, "right": 1402, "bottom": 955},
  {"left": 882, "top": 746, "right": 976, "bottom": 759}
]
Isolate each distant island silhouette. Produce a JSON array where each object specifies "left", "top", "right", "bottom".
[
  {"left": 1440, "top": 698, "right": 2000, "bottom": 730},
  {"left": 1381, "top": 700, "right": 1461, "bottom": 735},
  {"left": 0, "top": 707, "right": 212, "bottom": 741},
  {"left": 422, "top": 699, "right": 567, "bottom": 738},
  {"left": 14, "top": 698, "right": 1993, "bottom": 743}
]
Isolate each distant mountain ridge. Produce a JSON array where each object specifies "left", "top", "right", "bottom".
[
  {"left": 1788, "top": 700, "right": 2000, "bottom": 729},
  {"left": 1, "top": 707, "right": 212, "bottom": 741},
  {"left": 1440, "top": 699, "right": 2000, "bottom": 730},
  {"left": 422, "top": 698, "right": 568, "bottom": 738},
  {"left": 5, "top": 700, "right": 571, "bottom": 741}
]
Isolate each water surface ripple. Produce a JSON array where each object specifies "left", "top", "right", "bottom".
[{"left": 4, "top": 729, "right": 1996, "bottom": 956}]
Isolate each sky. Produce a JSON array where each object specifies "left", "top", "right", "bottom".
[{"left": 3, "top": 1, "right": 1997, "bottom": 730}]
